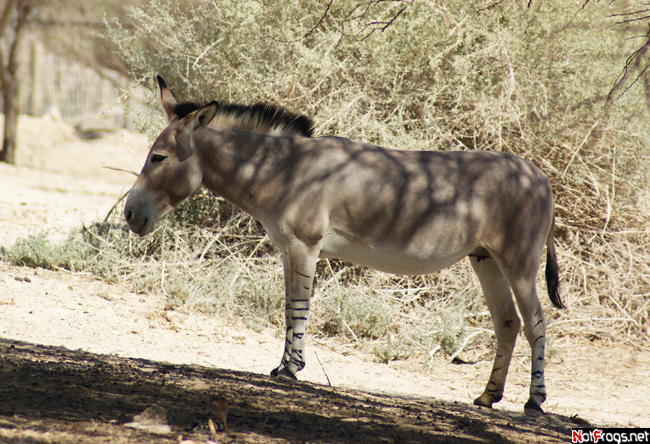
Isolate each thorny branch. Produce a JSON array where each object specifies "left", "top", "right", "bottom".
[
  {"left": 477, "top": 0, "right": 540, "bottom": 12},
  {"left": 608, "top": 31, "right": 650, "bottom": 105},
  {"left": 476, "top": 0, "right": 507, "bottom": 13},
  {"left": 264, "top": 0, "right": 334, "bottom": 44},
  {"left": 339, "top": 0, "right": 413, "bottom": 45},
  {"left": 265, "top": 0, "right": 414, "bottom": 47},
  {"left": 476, "top": 1, "right": 650, "bottom": 105},
  {"left": 607, "top": 4, "right": 650, "bottom": 105}
]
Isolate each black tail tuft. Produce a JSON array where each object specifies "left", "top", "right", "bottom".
[
  {"left": 545, "top": 255, "right": 565, "bottom": 309},
  {"left": 545, "top": 215, "right": 565, "bottom": 309}
]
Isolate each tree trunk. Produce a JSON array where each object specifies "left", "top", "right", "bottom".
[
  {"left": 1, "top": 73, "right": 18, "bottom": 164},
  {"left": 0, "top": 0, "right": 32, "bottom": 164}
]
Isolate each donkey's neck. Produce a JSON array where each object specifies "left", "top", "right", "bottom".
[{"left": 194, "top": 127, "right": 291, "bottom": 218}]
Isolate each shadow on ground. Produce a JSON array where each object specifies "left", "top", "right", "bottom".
[{"left": 0, "top": 338, "right": 571, "bottom": 443}]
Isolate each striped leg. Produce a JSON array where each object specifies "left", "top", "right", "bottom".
[
  {"left": 271, "top": 252, "right": 293, "bottom": 377},
  {"left": 511, "top": 280, "right": 548, "bottom": 415},
  {"left": 271, "top": 246, "right": 318, "bottom": 379},
  {"left": 497, "top": 246, "right": 549, "bottom": 415},
  {"left": 470, "top": 256, "right": 521, "bottom": 409}
]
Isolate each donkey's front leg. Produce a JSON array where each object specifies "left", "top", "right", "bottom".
[
  {"left": 271, "top": 246, "right": 318, "bottom": 379},
  {"left": 271, "top": 252, "right": 294, "bottom": 377}
]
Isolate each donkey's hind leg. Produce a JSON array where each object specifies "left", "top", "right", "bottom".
[
  {"left": 469, "top": 255, "right": 521, "bottom": 409},
  {"left": 509, "top": 277, "right": 548, "bottom": 415}
]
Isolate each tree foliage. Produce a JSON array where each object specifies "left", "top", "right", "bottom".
[
  {"left": 106, "top": 0, "right": 649, "bottom": 232},
  {"left": 100, "top": 0, "right": 650, "bottom": 342}
]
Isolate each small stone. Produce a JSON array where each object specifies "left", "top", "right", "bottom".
[{"left": 125, "top": 405, "right": 172, "bottom": 434}]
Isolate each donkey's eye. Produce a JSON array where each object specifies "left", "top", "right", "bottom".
[{"left": 151, "top": 154, "right": 167, "bottom": 163}]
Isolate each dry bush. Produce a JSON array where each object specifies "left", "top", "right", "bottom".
[{"left": 31, "top": 0, "right": 648, "bottom": 363}]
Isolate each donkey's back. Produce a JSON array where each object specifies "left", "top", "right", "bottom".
[{"left": 259, "top": 138, "right": 554, "bottom": 277}]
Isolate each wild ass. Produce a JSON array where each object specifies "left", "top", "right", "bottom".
[{"left": 124, "top": 77, "right": 564, "bottom": 415}]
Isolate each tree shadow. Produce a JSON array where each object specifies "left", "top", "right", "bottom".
[{"left": 0, "top": 338, "right": 571, "bottom": 443}]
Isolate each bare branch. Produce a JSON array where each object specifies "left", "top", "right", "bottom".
[
  {"left": 608, "top": 4, "right": 650, "bottom": 103},
  {"left": 615, "top": 17, "right": 650, "bottom": 25},
  {"left": 608, "top": 8, "right": 650, "bottom": 18},
  {"left": 608, "top": 5, "right": 650, "bottom": 24},
  {"left": 263, "top": 0, "right": 334, "bottom": 44},
  {"left": 611, "top": 10, "right": 650, "bottom": 25},
  {"left": 264, "top": 0, "right": 413, "bottom": 48},
  {"left": 607, "top": 28, "right": 650, "bottom": 104},
  {"left": 342, "top": 0, "right": 412, "bottom": 43},
  {"left": 477, "top": 0, "right": 508, "bottom": 12}
]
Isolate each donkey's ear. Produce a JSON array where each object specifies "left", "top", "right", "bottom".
[
  {"left": 158, "top": 76, "right": 178, "bottom": 123},
  {"left": 186, "top": 101, "right": 219, "bottom": 133},
  {"left": 176, "top": 101, "right": 219, "bottom": 148}
]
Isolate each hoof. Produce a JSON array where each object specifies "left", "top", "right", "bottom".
[
  {"left": 274, "top": 367, "right": 297, "bottom": 381},
  {"left": 524, "top": 399, "right": 545, "bottom": 416},
  {"left": 473, "top": 394, "right": 494, "bottom": 409},
  {"left": 270, "top": 367, "right": 280, "bottom": 377}
]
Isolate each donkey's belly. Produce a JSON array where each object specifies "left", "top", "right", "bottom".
[{"left": 319, "top": 233, "right": 473, "bottom": 275}]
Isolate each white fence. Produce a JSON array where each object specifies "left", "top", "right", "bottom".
[{"left": 14, "top": 38, "right": 132, "bottom": 126}]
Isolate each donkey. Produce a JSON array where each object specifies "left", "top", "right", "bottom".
[{"left": 124, "top": 77, "right": 564, "bottom": 415}]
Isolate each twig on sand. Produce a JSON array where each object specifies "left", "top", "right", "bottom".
[
  {"left": 315, "top": 352, "right": 331, "bottom": 386},
  {"left": 101, "top": 163, "right": 139, "bottom": 176},
  {"left": 104, "top": 190, "right": 131, "bottom": 222}
]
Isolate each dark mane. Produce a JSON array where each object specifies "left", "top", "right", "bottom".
[
  {"left": 172, "top": 101, "right": 205, "bottom": 119},
  {"left": 172, "top": 101, "right": 315, "bottom": 137}
]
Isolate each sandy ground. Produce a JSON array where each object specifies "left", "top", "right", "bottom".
[
  {"left": 0, "top": 114, "right": 649, "bottom": 441},
  {"left": 0, "top": 113, "right": 146, "bottom": 247}
]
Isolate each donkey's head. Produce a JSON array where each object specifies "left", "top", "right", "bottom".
[{"left": 124, "top": 77, "right": 218, "bottom": 236}]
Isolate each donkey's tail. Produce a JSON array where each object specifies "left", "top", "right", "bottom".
[{"left": 545, "top": 215, "right": 565, "bottom": 309}]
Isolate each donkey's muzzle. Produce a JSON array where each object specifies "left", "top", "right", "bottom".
[{"left": 123, "top": 190, "right": 155, "bottom": 237}]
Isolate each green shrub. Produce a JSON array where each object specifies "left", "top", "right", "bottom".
[
  {"left": 2, "top": 231, "right": 96, "bottom": 272},
  {"left": 321, "top": 286, "right": 397, "bottom": 340}
]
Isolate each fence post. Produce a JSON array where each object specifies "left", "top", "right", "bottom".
[{"left": 30, "top": 40, "right": 45, "bottom": 116}]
